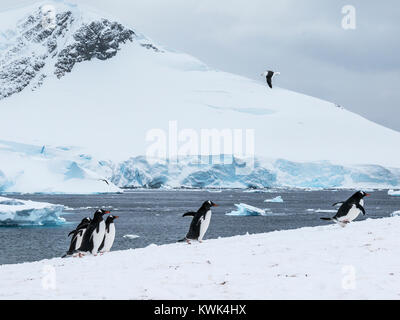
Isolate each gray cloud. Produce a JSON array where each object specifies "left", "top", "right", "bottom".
[{"left": 1, "top": 0, "right": 399, "bottom": 131}]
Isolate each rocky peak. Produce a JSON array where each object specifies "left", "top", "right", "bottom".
[{"left": 0, "top": 3, "right": 159, "bottom": 99}]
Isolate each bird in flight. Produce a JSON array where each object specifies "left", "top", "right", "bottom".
[{"left": 261, "top": 70, "right": 280, "bottom": 89}]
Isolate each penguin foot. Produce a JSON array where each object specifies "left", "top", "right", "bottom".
[{"left": 186, "top": 239, "right": 191, "bottom": 245}]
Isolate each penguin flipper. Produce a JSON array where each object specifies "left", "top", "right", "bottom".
[
  {"left": 332, "top": 202, "right": 344, "bottom": 207},
  {"left": 68, "top": 230, "right": 76, "bottom": 237},
  {"left": 183, "top": 212, "right": 196, "bottom": 217},
  {"left": 356, "top": 203, "right": 366, "bottom": 215}
]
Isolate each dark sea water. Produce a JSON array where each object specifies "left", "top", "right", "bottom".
[{"left": 0, "top": 189, "right": 398, "bottom": 265}]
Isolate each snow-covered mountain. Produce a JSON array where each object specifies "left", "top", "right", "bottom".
[{"left": 0, "top": 1, "right": 399, "bottom": 193}]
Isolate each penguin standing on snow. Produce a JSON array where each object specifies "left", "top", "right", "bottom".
[
  {"left": 261, "top": 70, "right": 280, "bottom": 89},
  {"left": 179, "top": 201, "right": 218, "bottom": 244},
  {"left": 62, "top": 217, "right": 91, "bottom": 258},
  {"left": 98, "top": 215, "right": 119, "bottom": 253},
  {"left": 78, "top": 209, "right": 110, "bottom": 256},
  {"left": 321, "top": 191, "right": 371, "bottom": 227}
]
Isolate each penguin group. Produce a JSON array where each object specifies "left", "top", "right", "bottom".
[
  {"left": 62, "top": 190, "right": 371, "bottom": 257},
  {"left": 63, "top": 209, "right": 119, "bottom": 258}
]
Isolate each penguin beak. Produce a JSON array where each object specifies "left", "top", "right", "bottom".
[
  {"left": 212, "top": 203, "right": 219, "bottom": 207},
  {"left": 114, "top": 216, "right": 119, "bottom": 219},
  {"left": 104, "top": 211, "right": 111, "bottom": 214},
  {"left": 365, "top": 193, "right": 371, "bottom": 197}
]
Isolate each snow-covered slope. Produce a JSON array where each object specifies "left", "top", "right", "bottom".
[
  {"left": 1, "top": 217, "right": 399, "bottom": 299},
  {"left": 0, "top": 1, "right": 399, "bottom": 192}
]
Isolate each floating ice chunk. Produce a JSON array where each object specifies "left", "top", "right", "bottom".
[
  {"left": 123, "top": 234, "right": 140, "bottom": 240},
  {"left": 207, "top": 189, "right": 222, "bottom": 193},
  {"left": 307, "top": 209, "right": 337, "bottom": 213},
  {"left": 265, "top": 196, "right": 284, "bottom": 203},
  {"left": 391, "top": 211, "right": 400, "bottom": 217},
  {"left": 243, "top": 189, "right": 270, "bottom": 193},
  {"left": 388, "top": 190, "right": 400, "bottom": 196},
  {"left": 226, "top": 203, "right": 266, "bottom": 216},
  {"left": 0, "top": 196, "right": 66, "bottom": 226}
]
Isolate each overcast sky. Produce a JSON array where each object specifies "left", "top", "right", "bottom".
[{"left": 2, "top": 0, "right": 400, "bottom": 131}]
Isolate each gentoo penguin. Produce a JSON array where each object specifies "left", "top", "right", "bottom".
[
  {"left": 98, "top": 215, "right": 119, "bottom": 253},
  {"left": 179, "top": 201, "right": 218, "bottom": 244},
  {"left": 78, "top": 209, "right": 110, "bottom": 256},
  {"left": 321, "top": 191, "right": 371, "bottom": 227},
  {"left": 62, "top": 217, "right": 91, "bottom": 258},
  {"left": 261, "top": 70, "right": 280, "bottom": 89}
]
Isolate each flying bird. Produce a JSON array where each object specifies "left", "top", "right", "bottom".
[
  {"left": 99, "top": 179, "right": 109, "bottom": 185},
  {"left": 261, "top": 70, "right": 280, "bottom": 89}
]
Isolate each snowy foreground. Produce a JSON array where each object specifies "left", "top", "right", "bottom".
[{"left": 1, "top": 217, "right": 400, "bottom": 300}]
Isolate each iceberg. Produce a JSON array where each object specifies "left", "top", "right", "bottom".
[
  {"left": 0, "top": 196, "right": 66, "bottom": 226},
  {"left": 123, "top": 234, "right": 140, "bottom": 240},
  {"left": 388, "top": 190, "right": 400, "bottom": 196},
  {"left": 226, "top": 203, "right": 267, "bottom": 216},
  {"left": 306, "top": 209, "right": 337, "bottom": 213},
  {"left": 265, "top": 196, "right": 284, "bottom": 203}
]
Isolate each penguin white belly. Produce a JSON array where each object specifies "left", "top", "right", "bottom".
[
  {"left": 91, "top": 221, "right": 106, "bottom": 254},
  {"left": 199, "top": 210, "right": 212, "bottom": 241},
  {"left": 101, "top": 224, "right": 116, "bottom": 252},
  {"left": 75, "top": 229, "right": 86, "bottom": 250},
  {"left": 338, "top": 205, "right": 361, "bottom": 222}
]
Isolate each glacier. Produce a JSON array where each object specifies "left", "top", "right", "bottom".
[
  {"left": 109, "top": 156, "right": 400, "bottom": 190},
  {"left": 1, "top": 142, "right": 400, "bottom": 193},
  {"left": 0, "top": 140, "right": 122, "bottom": 194},
  {"left": 226, "top": 203, "right": 267, "bottom": 216},
  {"left": 0, "top": 196, "right": 66, "bottom": 226}
]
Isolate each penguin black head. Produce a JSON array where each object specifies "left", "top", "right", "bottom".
[
  {"left": 81, "top": 217, "right": 91, "bottom": 223},
  {"left": 93, "top": 209, "right": 111, "bottom": 220},
  {"left": 105, "top": 215, "right": 119, "bottom": 224},
  {"left": 202, "top": 200, "right": 218, "bottom": 210},
  {"left": 354, "top": 191, "right": 371, "bottom": 200}
]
